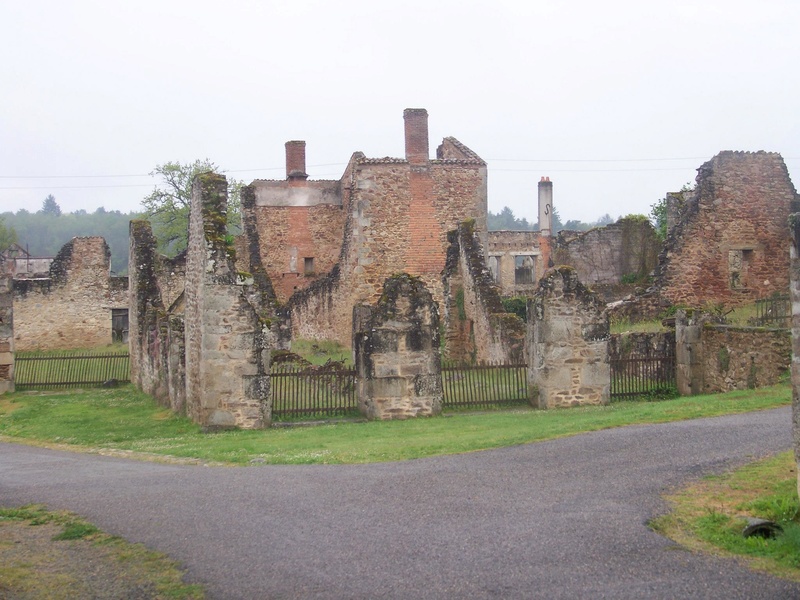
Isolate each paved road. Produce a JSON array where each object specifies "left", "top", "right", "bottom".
[{"left": 2, "top": 407, "right": 799, "bottom": 599}]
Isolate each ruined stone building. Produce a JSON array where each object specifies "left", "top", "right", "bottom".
[
  {"left": 0, "top": 244, "right": 54, "bottom": 278},
  {"left": 238, "top": 108, "right": 489, "bottom": 348},
  {"left": 654, "top": 151, "right": 796, "bottom": 308},
  {"left": 12, "top": 237, "right": 129, "bottom": 350}
]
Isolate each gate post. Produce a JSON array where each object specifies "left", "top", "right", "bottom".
[
  {"left": 526, "top": 266, "right": 609, "bottom": 408},
  {"left": 0, "top": 256, "right": 13, "bottom": 394},
  {"left": 354, "top": 274, "right": 442, "bottom": 420},
  {"left": 675, "top": 310, "right": 704, "bottom": 395}
]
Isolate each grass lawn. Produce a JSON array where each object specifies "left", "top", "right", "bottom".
[
  {"left": 652, "top": 451, "right": 800, "bottom": 582},
  {"left": 0, "top": 383, "right": 791, "bottom": 465}
]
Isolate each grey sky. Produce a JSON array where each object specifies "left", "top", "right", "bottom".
[{"left": 2, "top": 0, "right": 798, "bottom": 224}]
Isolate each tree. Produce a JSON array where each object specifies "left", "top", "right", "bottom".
[
  {"left": 0, "top": 215, "right": 17, "bottom": 250},
  {"left": 142, "top": 159, "right": 242, "bottom": 255},
  {"left": 595, "top": 213, "right": 614, "bottom": 226},
  {"left": 650, "top": 197, "right": 668, "bottom": 242},
  {"left": 40, "top": 194, "right": 62, "bottom": 217}
]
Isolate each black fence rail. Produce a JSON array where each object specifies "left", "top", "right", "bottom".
[
  {"left": 442, "top": 361, "right": 529, "bottom": 409},
  {"left": 271, "top": 362, "right": 358, "bottom": 420},
  {"left": 751, "top": 294, "right": 791, "bottom": 327},
  {"left": 15, "top": 351, "right": 130, "bottom": 390},
  {"left": 610, "top": 352, "right": 676, "bottom": 400}
]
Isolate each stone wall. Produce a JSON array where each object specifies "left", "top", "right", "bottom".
[
  {"left": 676, "top": 311, "right": 790, "bottom": 394},
  {"left": 283, "top": 111, "right": 488, "bottom": 348},
  {"left": 656, "top": 151, "right": 796, "bottom": 308},
  {"left": 354, "top": 274, "right": 442, "bottom": 420},
  {"left": 553, "top": 216, "right": 659, "bottom": 286},
  {"left": 13, "top": 237, "right": 128, "bottom": 350},
  {"left": 0, "top": 256, "right": 13, "bottom": 394},
  {"left": 443, "top": 221, "right": 525, "bottom": 364},
  {"left": 527, "top": 267, "right": 610, "bottom": 408},
  {"left": 184, "top": 173, "right": 271, "bottom": 429},
  {"left": 486, "top": 230, "right": 544, "bottom": 297}
]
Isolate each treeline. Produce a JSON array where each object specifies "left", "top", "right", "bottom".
[
  {"left": 2, "top": 198, "right": 141, "bottom": 274},
  {"left": 488, "top": 206, "right": 616, "bottom": 232}
]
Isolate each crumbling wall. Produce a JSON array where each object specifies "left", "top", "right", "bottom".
[
  {"left": 656, "top": 151, "right": 796, "bottom": 308},
  {"left": 676, "top": 310, "right": 790, "bottom": 394},
  {"left": 552, "top": 216, "right": 659, "bottom": 285},
  {"left": 486, "top": 230, "right": 544, "bottom": 297},
  {"left": 0, "top": 256, "right": 13, "bottom": 394},
  {"left": 129, "top": 220, "right": 171, "bottom": 406},
  {"left": 527, "top": 267, "right": 610, "bottom": 408},
  {"left": 443, "top": 221, "right": 525, "bottom": 364},
  {"left": 354, "top": 274, "right": 442, "bottom": 420},
  {"left": 13, "top": 237, "right": 128, "bottom": 350},
  {"left": 184, "top": 173, "right": 271, "bottom": 429}
]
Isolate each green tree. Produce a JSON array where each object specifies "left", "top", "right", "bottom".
[
  {"left": 142, "top": 159, "right": 241, "bottom": 255},
  {"left": 650, "top": 197, "right": 668, "bottom": 242},
  {"left": 39, "top": 194, "right": 62, "bottom": 217},
  {"left": 0, "top": 215, "right": 18, "bottom": 250}
]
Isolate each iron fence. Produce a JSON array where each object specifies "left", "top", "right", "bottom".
[
  {"left": 270, "top": 362, "right": 358, "bottom": 420},
  {"left": 442, "top": 361, "right": 529, "bottom": 409},
  {"left": 15, "top": 351, "right": 130, "bottom": 390},
  {"left": 610, "top": 351, "right": 676, "bottom": 400},
  {"left": 752, "top": 294, "right": 791, "bottom": 327}
]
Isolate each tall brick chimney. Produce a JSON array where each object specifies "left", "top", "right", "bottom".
[
  {"left": 403, "top": 108, "right": 429, "bottom": 166},
  {"left": 538, "top": 176, "right": 553, "bottom": 236},
  {"left": 285, "top": 140, "right": 308, "bottom": 180}
]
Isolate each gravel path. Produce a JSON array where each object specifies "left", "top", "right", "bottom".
[{"left": 1, "top": 407, "right": 798, "bottom": 599}]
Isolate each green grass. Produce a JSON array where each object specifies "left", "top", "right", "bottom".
[
  {"left": 0, "top": 504, "right": 204, "bottom": 598},
  {"left": 652, "top": 451, "right": 800, "bottom": 581},
  {"left": 15, "top": 345, "right": 130, "bottom": 388},
  {"left": 0, "top": 384, "right": 791, "bottom": 465},
  {"left": 289, "top": 338, "right": 352, "bottom": 366}
]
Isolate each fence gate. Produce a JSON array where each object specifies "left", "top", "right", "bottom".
[
  {"left": 15, "top": 351, "right": 130, "bottom": 390},
  {"left": 270, "top": 361, "right": 358, "bottom": 420},
  {"left": 609, "top": 334, "right": 677, "bottom": 400},
  {"left": 441, "top": 361, "right": 529, "bottom": 409}
]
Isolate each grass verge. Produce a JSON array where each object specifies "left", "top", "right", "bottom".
[
  {"left": 0, "top": 383, "right": 791, "bottom": 465},
  {"left": 0, "top": 504, "right": 204, "bottom": 599},
  {"left": 651, "top": 451, "right": 800, "bottom": 581}
]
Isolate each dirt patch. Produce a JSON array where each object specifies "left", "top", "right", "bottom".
[{"left": 0, "top": 507, "right": 203, "bottom": 599}]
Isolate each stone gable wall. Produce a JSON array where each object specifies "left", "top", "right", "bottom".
[
  {"left": 13, "top": 237, "right": 128, "bottom": 350},
  {"left": 355, "top": 274, "right": 442, "bottom": 420},
  {"left": 657, "top": 151, "right": 796, "bottom": 308},
  {"left": 527, "top": 267, "right": 610, "bottom": 408}
]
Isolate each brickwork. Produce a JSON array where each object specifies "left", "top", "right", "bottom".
[
  {"left": 355, "top": 274, "right": 442, "bottom": 420},
  {"left": 274, "top": 113, "right": 487, "bottom": 348},
  {"left": 527, "top": 267, "right": 610, "bottom": 408},
  {"left": 657, "top": 151, "right": 796, "bottom": 308},
  {"left": 13, "top": 237, "right": 128, "bottom": 350},
  {"left": 184, "top": 173, "right": 270, "bottom": 429},
  {"left": 0, "top": 256, "right": 13, "bottom": 394}
]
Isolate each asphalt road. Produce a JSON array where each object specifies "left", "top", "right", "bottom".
[{"left": 2, "top": 407, "right": 799, "bottom": 599}]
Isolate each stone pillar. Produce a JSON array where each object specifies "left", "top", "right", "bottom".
[
  {"left": 355, "top": 274, "right": 442, "bottom": 420},
  {"left": 675, "top": 310, "right": 704, "bottom": 396},
  {"left": 527, "top": 266, "right": 609, "bottom": 408},
  {"left": 538, "top": 177, "right": 553, "bottom": 237},
  {"left": 789, "top": 207, "right": 800, "bottom": 498},
  {"left": 184, "top": 173, "right": 271, "bottom": 429},
  {"left": 0, "top": 257, "right": 14, "bottom": 394}
]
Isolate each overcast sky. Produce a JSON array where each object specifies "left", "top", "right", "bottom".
[{"left": 2, "top": 0, "right": 798, "bottom": 224}]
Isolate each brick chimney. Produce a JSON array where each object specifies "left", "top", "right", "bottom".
[
  {"left": 285, "top": 141, "right": 308, "bottom": 180},
  {"left": 403, "top": 108, "right": 429, "bottom": 166},
  {"left": 538, "top": 177, "right": 553, "bottom": 236}
]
